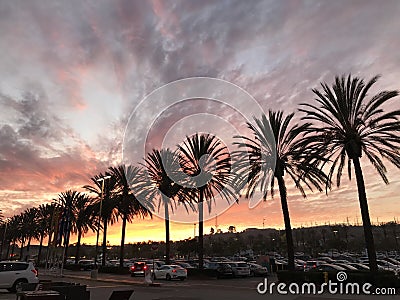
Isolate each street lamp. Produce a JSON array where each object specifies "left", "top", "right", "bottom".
[{"left": 94, "top": 175, "right": 111, "bottom": 270}]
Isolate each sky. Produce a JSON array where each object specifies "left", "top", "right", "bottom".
[{"left": 1, "top": 0, "right": 400, "bottom": 245}]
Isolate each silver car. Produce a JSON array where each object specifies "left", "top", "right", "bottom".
[{"left": 229, "top": 262, "right": 250, "bottom": 277}]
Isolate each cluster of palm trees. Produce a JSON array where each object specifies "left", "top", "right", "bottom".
[{"left": 0, "top": 74, "right": 399, "bottom": 274}]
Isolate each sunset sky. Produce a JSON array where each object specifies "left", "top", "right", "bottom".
[{"left": 1, "top": 0, "right": 400, "bottom": 245}]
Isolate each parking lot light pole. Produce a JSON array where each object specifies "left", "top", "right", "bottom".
[{"left": 92, "top": 175, "right": 111, "bottom": 279}]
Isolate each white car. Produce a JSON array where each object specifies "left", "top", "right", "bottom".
[
  {"left": 229, "top": 262, "right": 250, "bottom": 277},
  {"left": 0, "top": 261, "right": 39, "bottom": 292},
  {"left": 152, "top": 264, "right": 187, "bottom": 281}
]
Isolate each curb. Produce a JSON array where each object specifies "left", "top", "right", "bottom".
[{"left": 44, "top": 274, "right": 161, "bottom": 287}]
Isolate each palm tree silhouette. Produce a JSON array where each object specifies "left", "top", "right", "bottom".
[
  {"left": 179, "top": 133, "right": 236, "bottom": 269},
  {"left": 84, "top": 173, "right": 118, "bottom": 266},
  {"left": 70, "top": 193, "right": 97, "bottom": 264},
  {"left": 54, "top": 190, "right": 81, "bottom": 263},
  {"left": 109, "top": 165, "right": 153, "bottom": 267},
  {"left": 36, "top": 203, "right": 56, "bottom": 264},
  {"left": 300, "top": 74, "right": 400, "bottom": 272},
  {"left": 137, "top": 149, "right": 193, "bottom": 264},
  {"left": 233, "top": 111, "right": 328, "bottom": 270}
]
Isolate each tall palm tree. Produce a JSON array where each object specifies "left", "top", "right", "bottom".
[
  {"left": 233, "top": 111, "right": 328, "bottom": 270},
  {"left": 54, "top": 190, "right": 81, "bottom": 263},
  {"left": 300, "top": 74, "right": 400, "bottom": 272},
  {"left": 137, "top": 149, "right": 193, "bottom": 264},
  {"left": 36, "top": 203, "right": 56, "bottom": 264},
  {"left": 17, "top": 209, "right": 39, "bottom": 261},
  {"left": 179, "top": 134, "right": 237, "bottom": 269},
  {"left": 23, "top": 208, "right": 40, "bottom": 261},
  {"left": 109, "top": 165, "right": 153, "bottom": 267},
  {"left": 70, "top": 193, "right": 97, "bottom": 264},
  {"left": 7, "top": 215, "right": 21, "bottom": 259},
  {"left": 84, "top": 172, "right": 118, "bottom": 266}
]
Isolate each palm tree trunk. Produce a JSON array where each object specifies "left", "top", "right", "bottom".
[
  {"left": 20, "top": 239, "right": 24, "bottom": 260},
  {"left": 63, "top": 237, "right": 70, "bottom": 265},
  {"left": 75, "top": 229, "right": 82, "bottom": 265},
  {"left": 6, "top": 241, "right": 10, "bottom": 260},
  {"left": 37, "top": 233, "right": 44, "bottom": 265},
  {"left": 26, "top": 236, "right": 32, "bottom": 261},
  {"left": 277, "top": 175, "right": 295, "bottom": 271},
  {"left": 164, "top": 200, "right": 170, "bottom": 265},
  {"left": 102, "top": 219, "right": 108, "bottom": 266},
  {"left": 198, "top": 192, "right": 204, "bottom": 269},
  {"left": 119, "top": 216, "right": 127, "bottom": 267},
  {"left": 11, "top": 239, "right": 15, "bottom": 257},
  {"left": 353, "top": 157, "right": 378, "bottom": 273}
]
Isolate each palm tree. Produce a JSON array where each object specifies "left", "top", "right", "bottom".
[
  {"left": 109, "top": 165, "right": 152, "bottom": 267},
  {"left": 71, "top": 193, "right": 97, "bottom": 264},
  {"left": 179, "top": 133, "right": 237, "bottom": 269},
  {"left": 300, "top": 74, "right": 400, "bottom": 272},
  {"left": 17, "top": 208, "right": 39, "bottom": 261},
  {"left": 7, "top": 215, "right": 21, "bottom": 259},
  {"left": 137, "top": 149, "right": 193, "bottom": 264},
  {"left": 233, "top": 111, "right": 328, "bottom": 270},
  {"left": 84, "top": 172, "right": 118, "bottom": 266},
  {"left": 24, "top": 208, "right": 40, "bottom": 261},
  {"left": 36, "top": 204, "right": 56, "bottom": 264},
  {"left": 54, "top": 190, "right": 81, "bottom": 263}
]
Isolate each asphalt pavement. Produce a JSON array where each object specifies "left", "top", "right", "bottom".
[{"left": 0, "top": 270, "right": 398, "bottom": 300}]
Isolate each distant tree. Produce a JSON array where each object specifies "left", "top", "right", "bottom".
[{"left": 228, "top": 226, "right": 236, "bottom": 233}]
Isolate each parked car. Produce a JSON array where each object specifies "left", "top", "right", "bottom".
[
  {"left": 175, "top": 262, "right": 194, "bottom": 269},
  {"left": 385, "top": 258, "right": 400, "bottom": 266},
  {"left": 229, "top": 262, "right": 250, "bottom": 277},
  {"left": 215, "top": 262, "right": 234, "bottom": 279},
  {"left": 247, "top": 263, "right": 268, "bottom": 277},
  {"left": 0, "top": 261, "right": 39, "bottom": 292},
  {"left": 130, "top": 261, "right": 148, "bottom": 277},
  {"left": 145, "top": 260, "right": 165, "bottom": 268},
  {"left": 333, "top": 263, "right": 358, "bottom": 271},
  {"left": 152, "top": 265, "right": 187, "bottom": 281},
  {"left": 78, "top": 259, "right": 95, "bottom": 271},
  {"left": 315, "top": 264, "right": 346, "bottom": 272},
  {"left": 376, "top": 260, "right": 400, "bottom": 274},
  {"left": 317, "top": 257, "right": 335, "bottom": 264},
  {"left": 304, "top": 260, "right": 324, "bottom": 272},
  {"left": 347, "top": 263, "right": 370, "bottom": 271}
]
